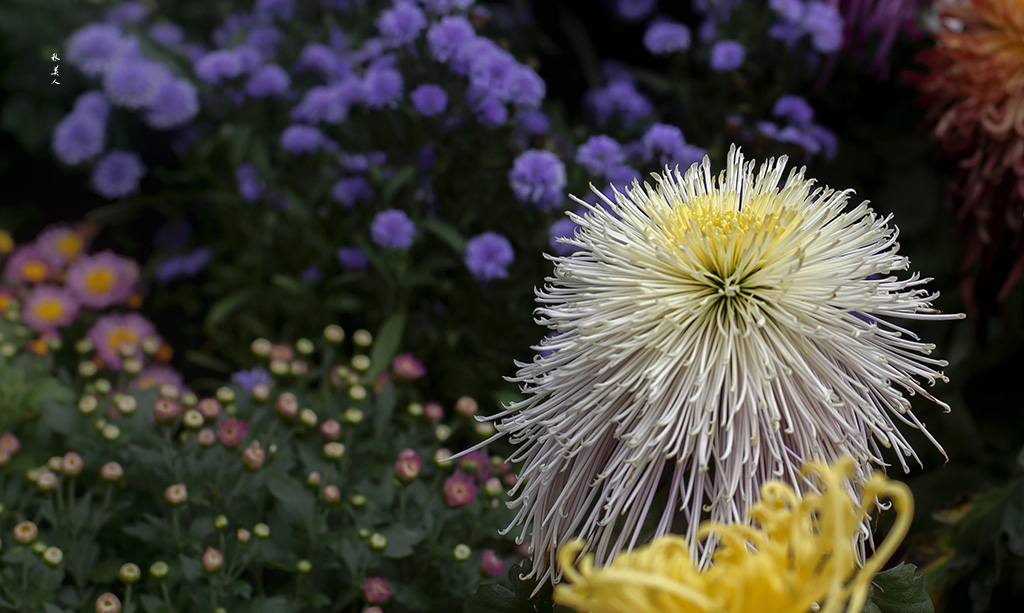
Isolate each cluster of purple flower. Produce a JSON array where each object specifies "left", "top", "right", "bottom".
[
  {"left": 756, "top": 94, "right": 838, "bottom": 160},
  {"left": 768, "top": 0, "right": 845, "bottom": 53}
]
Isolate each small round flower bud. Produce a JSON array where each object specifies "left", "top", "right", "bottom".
[
  {"left": 149, "top": 561, "right": 169, "bottom": 578},
  {"left": 122, "top": 358, "right": 142, "bottom": 374},
  {"left": 201, "top": 547, "right": 223, "bottom": 573},
  {"left": 358, "top": 528, "right": 371, "bottom": 538},
  {"left": 269, "top": 359, "right": 288, "bottom": 375},
  {"left": 164, "top": 483, "right": 188, "bottom": 505},
  {"left": 307, "top": 471, "right": 322, "bottom": 487},
  {"left": 348, "top": 385, "right": 367, "bottom": 401},
  {"left": 114, "top": 394, "right": 137, "bottom": 415},
  {"left": 75, "top": 338, "right": 93, "bottom": 353},
  {"left": 197, "top": 398, "right": 222, "bottom": 420},
  {"left": 319, "top": 419, "right": 342, "bottom": 440},
  {"left": 455, "top": 396, "right": 478, "bottom": 417},
  {"left": 296, "top": 559, "right": 312, "bottom": 573},
  {"left": 299, "top": 408, "right": 318, "bottom": 428},
  {"left": 37, "top": 470, "right": 59, "bottom": 491},
  {"left": 119, "top": 562, "right": 141, "bottom": 583},
  {"left": 26, "top": 467, "right": 41, "bottom": 482},
  {"left": 197, "top": 428, "right": 217, "bottom": 446},
  {"left": 424, "top": 402, "right": 444, "bottom": 421},
  {"left": 351, "top": 355, "right": 371, "bottom": 371},
  {"left": 323, "top": 442, "right": 346, "bottom": 460},
  {"left": 153, "top": 398, "right": 182, "bottom": 424},
  {"left": 353, "top": 329, "right": 372, "bottom": 347},
  {"left": 101, "top": 462, "right": 123, "bottom": 482},
  {"left": 43, "top": 546, "right": 63, "bottom": 566},
  {"left": 0, "top": 343, "right": 14, "bottom": 357},
  {"left": 94, "top": 379, "right": 111, "bottom": 394},
  {"left": 181, "top": 392, "right": 198, "bottom": 407},
  {"left": 253, "top": 523, "right": 270, "bottom": 538},
  {"left": 101, "top": 424, "right": 121, "bottom": 441},
  {"left": 158, "top": 384, "right": 180, "bottom": 399},
  {"left": 344, "top": 408, "right": 364, "bottom": 424},
  {"left": 95, "top": 592, "right": 121, "bottom": 613},
  {"left": 289, "top": 360, "right": 308, "bottom": 376},
  {"left": 61, "top": 452, "right": 83, "bottom": 477},
  {"left": 349, "top": 494, "right": 367, "bottom": 507},
  {"left": 295, "top": 338, "right": 314, "bottom": 355},
  {"left": 13, "top": 521, "right": 37, "bottom": 544},
  {"left": 369, "top": 533, "right": 387, "bottom": 550},
  {"left": 79, "top": 395, "right": 98, "bottom": 414},
  {"left": 434, "top": 448, "right": 452, "bottom": 465},
  {"left": 406, "top": 402, "right": 423, "bottom": 417},
  {"left": 215, "top": 387, "right": 235, "bottom": 404},
  {"left": 252, "top": 383, "right": 270, "bottom": 401},
  {"left": 323, "top": 484, "right": 341, "bottom": 504},
  {"left": 475, "top": 422, "right": 496, "bottom": 437},
  {"left": 241, "top": 442, "right": 265, "bottom": 471},
  {"left": 485, "top": 478, "right": 503, "bottom": 497},
  {"left": 214, "top": 515, "right": 229, "bottom": 530},
  {"left": 453, "top": 544, "right": 471, "bottom": 561},
  {"left": 236, "top": 528, "right": 251, "bottom": 543},
  {"left": 251, "top": 338, "right": 272, "bottom": 357},
  {"left": 276, "top": 393, "right": 299, "bottom": 418},
  {"left": 435, "top": 424, "right": 452, "bottom": 442},
  {"left": 141, "top": 337, "right": 161, "bottom": 355},
  {"left": 47, "top": 456, "right": 63, "bottom": 471},
  {"left": 31, "top": 542, "right": 47, "bottom": 554},
  {"left": 323, "top": 325, "right": 345, "bottom": 343},
  {"left": 78, "top": 361, "right": 98, "bottom": 377},
  {"left": 182, "top": 409, "right": 204, "bottom": 429}
]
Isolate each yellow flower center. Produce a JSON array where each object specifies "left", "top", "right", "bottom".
[
  {"left": 57, "top": 234, "right": 85, "bottom": 261},
  {"left": 0, "top": 230, "right": 13, "bottom": 255},
  {"left": 35, "top": 299, "right": 64, "bottom": 322},
  {"left": 85, "top": 268, "right": 115, "bottom": 293},
  {"left": 107, "top": 329, "right": 139, "bottom": 352},
  {"left": 21, "top": 261, "right": 49, "bottom": 283}
]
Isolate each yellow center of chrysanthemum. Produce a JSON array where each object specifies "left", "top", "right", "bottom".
[
  {"left": 22, "top": 261, "right": 49, "bottom": 283},
  {"left": 85, "top": 268, "right": 115, "bottom": 293},
  {"left": 57, "top": 234, "right": 85, "bottom": 261},
  {"left": 0, "top": 230, "right": 13, "bottom": 255},
  {"left": 107, "top": 329, "right": 139, "bottom": 352},
  {"left": 35, "top": 300, "right": 64, "bottom": 322},
  {"left": 553, "top": 457, "right": 913, "bottom": 613}
]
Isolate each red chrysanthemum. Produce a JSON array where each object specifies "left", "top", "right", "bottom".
[{"left": 908, "top": 0, "right": 1024, "bottom": 321}]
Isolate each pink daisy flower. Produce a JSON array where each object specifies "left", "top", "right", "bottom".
[
  {"left": 34, "top": 225, "right": 88, "bottom": 265},
  {"left": 20, "top": 285, "right": 80, "bottom": 331},
  {"left": 3, "top": 245, "right": 61, "bottom": 284},
  {"left": 443, "top": 472, "right": 478, "bottom": 507},
  {"left": 363, "top": 577, "right": 391, "bottom": 605},
  {"left": 87, "top": 312, "right": 159, "bottom": 370},
  {"left": 217, "top": 419, "right": 249, "bottom": 448},
  {"left": 66, "top": 250, "right": 139, "bottom": 308}
]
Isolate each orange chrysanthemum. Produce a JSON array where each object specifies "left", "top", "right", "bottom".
[{"left": 908, "top": 0, "right": 1024, "bottom": 321}]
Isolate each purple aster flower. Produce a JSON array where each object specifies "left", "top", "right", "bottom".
[
  {"left": 769, "top": 0, "right": 805, "bottom": 22},
  {"left": 245, "top": 64, "right": 291, "bottom": 98},
  {"left": 21, "top": 285, "right": 80, "bottom": 332},
  {"left": 548, "top": 217, "right": 579, "bottom": 256},
  {"left": 91, "top": 150, "right": 145, "bottom": 199},
  {"left": 710, "top": 39, "right": 745, "bottom": 71},
  {"left": 291, "top": 85, "right": 345, "bottom": 124},
  {"left": 233, "top": 45, "right": 264, "bottom": 73},
  {"left": 66, "top": 250, "right": 139, "bottom": 309},
  {"left": 806, "top": 124, "right": 838, "bottom": 160},
  {"left": 803, "top": 2, "right": 844, "bottom": 53},
  {"left": 427, "top": 16, "right": 475, "bottom": 63},
  {"left": 337, "top": 246, "right": 369, "bottom": 269},
  {"left": 377, "top": 2, "right": 427, "bottom": 46},
  {"left": 180, "top": 247, "right": 212, "bottom": 276},
  {"left": 768, "top": 21, "right": 805, "bottom": 46},
  {"left": 362, "top": 66, "right": 403, "bottom": 109},
  {"left": 296, "top": 43, "right": 340, "bottom": 76},
  {"left": 236, "top": 163, "right": 267, "bottom": 202},
  {"left": 410, "top": 84, "right": 448, "bottom": 116},
  {"left": 255, "top": 0, "right": 295, "bottom": 20},
  {"left": 231, "top": 367, "right": 272, "bottom": 392},
  {"left": 606, "top": 164, "right": 640, "bottom": 187},
  {"left": 300, "top": 265, "right": 323, "bottom": 282},
  {"left": 468, "top": 48, "right": 518, "bottom": 101},
  {"left": 777, "top": 125, "right": 821, "bottom": 155},
  {"left": 473, "top": 96, "right": 508, "bottom": 126},
  {"left": 644, "top": 21, "right": 693, "bottom": 55},
  {"left": 576, "top": 135, "right": 626, "bottom": 178},
  {"left": 103, "top": 58, "right": 169, "bottom": 109},
  {"left": 148, "top": 23, "right": 185, "bottom": 47},
  {"left": 87, "top": 313, "right": 159, "bottom": 370},
  {"left": 615, "top": 0, "right": 656, "bottom": 22},
  {"left": 509, "top": 149, "right": 566, "bottom": 210},
  {"left": 464, "top": 232, "right": 514, "bottom": 281},
  {"left": 507, "top": 65, "right": 546, "bottom": 109},
  {"left": 331, "top": 177, "right": 374, "bottom": 207},
  {"left": 247, "top": 25, "right": 282, "bottom": 59},
  {"left": 641, "top": 123, "right": 686, "bottom": 166},
  {"left": 587, "top": 80, "right": 653, "bottom": 126},
  {"left": 193, "top": 49, "right": 244, "bottom": 85},
  {"left": 452, "top": 36, "right": 503, "bottom": 77},
  {"left": 144, "top": 78, "right": 200, "bottom": 129},
  {"left": 3, "top": 245, "right": 61, "bottom": 284},
  {"left": 106, "top": 1, "right": 148, "bottom": 25},
  {"left": 280, "top": 125, "right": 327, "bottom": 154},
  {"left": 772, "top": 95, "right": 815, "bottom": 125},
  {"left": 370, "top": 209, "right": 416, "bottom": 250},
  {"left": 66, "top": 23, "right": 124, "bottom": 76},
  {"left": 212, "top": 13, "right": 252, "bottom": 48},
  {"left": 52, "top": 112, "right": 105, "bottom": 166},
  {"left": 420, "top": 0, "right": 475, "bottom": 11},
  {"left": 72, "top": 91, "right": 111, "bottom": 122},
  {"left": 519, "top": 109, "right": 550, "bottom": 134}
]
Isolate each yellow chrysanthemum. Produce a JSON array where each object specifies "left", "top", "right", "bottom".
[{"left": 554, "top": 457, "right": 912, "bottom": 613}]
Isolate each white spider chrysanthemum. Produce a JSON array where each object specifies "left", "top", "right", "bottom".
[{"left": 480, "top": 146, "right": 963, "bottom": 585}]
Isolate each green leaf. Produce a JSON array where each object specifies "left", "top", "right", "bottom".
[
  {"left": 464, "top": 584, "right": 520, "bottom": 613},
  {"left": 205, "top": 288, "right": 259, "bottom": 331},
  {"left": 368, "top": 312, "right": 406, "bottom": 381},
  {"left": 381, "top": 166, "right": 416, "bottom": 205},
  {"left": 420, "top": 218, "right": 466, "bottom": 253},
  {"left": 374, "top": 379, "right": 396, "bottom": 438},
  {"left": 265, "top": 469, "right": 316, "bottom": 528},
  {"left": 237, "top": 596, "right": 302, "bottom": 613},
  {"left": 868, "top": 563, "right": 935, "bottom": 613},
  {"left": 379, "top": 525, "right": 424, "bottom": 559}
]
